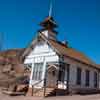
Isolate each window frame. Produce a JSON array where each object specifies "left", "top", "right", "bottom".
[
  {"left": 32, "top": 63, "right": 43, "bottom": 81},
  {"left": 85, "top": 70, "right": 90, "bottom": 87},
  {"left": 58, "top": 63, "right": 65, "bottom": 82},
  {"left": 94, "top": 72, "right": 98, "bottom": 88},
  {"left": 76, "top": 67, "right": 82, "bottom": 85}
]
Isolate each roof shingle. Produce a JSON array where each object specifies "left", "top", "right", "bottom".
[{"left": 49, "top": 39, "right": 96, "bottom": 66}]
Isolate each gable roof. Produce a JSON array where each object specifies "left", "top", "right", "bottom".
[
  {"left": 22, "top": 38, "right": 38, "bottom": 59},
  {"left": 22, "top": 33, "right": 99, "bottom": 69},
  {"left": 49, "top": 39, "right": 96, "bottom": 66}
]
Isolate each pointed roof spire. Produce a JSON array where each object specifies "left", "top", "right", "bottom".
[
  {"left": 40, "top": 0, "right": 58, "bottom": 29},
  {"left": 49, "top": 0, "right": 53, "bottom": 17}
]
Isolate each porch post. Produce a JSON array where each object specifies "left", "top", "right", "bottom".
[
  {"left": 67, "top": 64, "right": 70, "bottom": 94},
  {"left": 97, "top": 71, "right": 100, "bottom": 89},
  {"left": 42, "top": 58, "right": 46, "bottom": 84},
  {"left": 29, "top": 58, "right": 35, "bottom": 88},
  {"left": 42, "top": 58, "right": 47, "bottom": 97},
  {"left": 43, "top": 70, "right": 47, "bottom": 97}
]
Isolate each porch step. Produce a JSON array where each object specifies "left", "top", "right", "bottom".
[
  {"left": 32, "top": 88, "right": 56, "bottom": 97},
  {"left": 31, "top": 88, "right": 68, "bottom": 97}
]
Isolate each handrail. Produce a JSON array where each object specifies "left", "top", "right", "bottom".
[
  {"left": 31, "top": 79, "right": 44, "bottom": 96},
  {"left": 32, "top": 79, "right": 44, "bottom": 87}
]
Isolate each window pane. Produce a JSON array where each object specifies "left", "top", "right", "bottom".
[
  {"left": 85, "top": 70, "right": 90, "bottom": 87},
  {"left": 94, "top": 72, "right": 98, "bottom": 88},
  {"left": 32, "top": 65, "right": 36, "bottom": 80},
  {"left": 76, "top": 67, "right": 81, "bottom": 85},
  {"left": 32, "top": 63, "right": 43, "bottom": 80},
  {"left": 58, "top": 64, "right": 65, "bottom": 82}
]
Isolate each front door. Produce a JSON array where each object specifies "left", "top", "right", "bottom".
[{"left": 46, "top": 66, "right": 58, "bottom": 88}]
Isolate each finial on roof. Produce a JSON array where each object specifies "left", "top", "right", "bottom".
[
  {"left": 49, "top": 0, "right": 53, "bottom": 17},
  {"left": 40, "top": 0, "right": 57, "bottom": 29}
]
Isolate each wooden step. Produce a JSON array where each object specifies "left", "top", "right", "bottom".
[{"left": 32, "top": 88, "right": 56, "bottom": 97}]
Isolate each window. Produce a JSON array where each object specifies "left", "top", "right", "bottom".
[
  {"left": 94, "top": 72, "right": 98, "bottom": 88},
  {"left": 76, "top": 67, "right": 81, "bottom": 85},
  {"left": 85, "top": 70, "right": 90, "bottom": 87},
  {"left": 58, "top": 70, "right": 63, "bottom": 81},
  {"left": 32, "top": 63, "right": 43, "bottom": 80},
  {"left": 58, "top": 63, "right": 65, "bottom": 82}
]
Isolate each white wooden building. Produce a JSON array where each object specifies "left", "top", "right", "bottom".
[{"left": 22, "top": 16, "right": 100, "bottom": 96}]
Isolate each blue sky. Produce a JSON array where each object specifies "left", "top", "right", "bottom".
[{"left": 0, "top": 0, "right": 100, "bottom": 64}]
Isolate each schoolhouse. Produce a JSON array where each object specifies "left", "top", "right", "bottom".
[{"left": 20, "top": 14, "right": 100, "bottom": 96}]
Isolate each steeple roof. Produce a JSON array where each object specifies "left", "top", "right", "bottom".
[{"left": 40, "top": 16, "right": 58, "bottom": 28}]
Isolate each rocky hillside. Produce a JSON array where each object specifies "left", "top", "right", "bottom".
[
  {"left": 0, "top": 48, "right": 25, "bottom": 64},
  {"left": 0, "top": 48, "right": 30, "bottom": 88}
]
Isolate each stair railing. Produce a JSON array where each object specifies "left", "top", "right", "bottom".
[{"left": 31, "top": 79, "right": 44, "bottom": 96}]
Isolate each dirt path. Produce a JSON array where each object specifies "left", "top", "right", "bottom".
[{"left": 0, "top": 91, "right": 100, "bottom": 100}]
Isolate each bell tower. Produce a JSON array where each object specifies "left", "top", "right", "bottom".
[{"left": 39, "top": 0, "right": 58, "bottom": 40}]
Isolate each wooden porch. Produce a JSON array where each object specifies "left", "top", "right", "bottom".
[{"left": 27, "top": 62, "right": 70, "bottom": 97}]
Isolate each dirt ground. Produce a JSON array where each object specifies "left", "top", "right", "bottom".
[{"left": 0, "top": 91, "right": 100, "bottom": 100}]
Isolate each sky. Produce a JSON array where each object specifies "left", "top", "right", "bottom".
[{"left": 0, "top": 0, "right": 100, "bottom": 64}]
